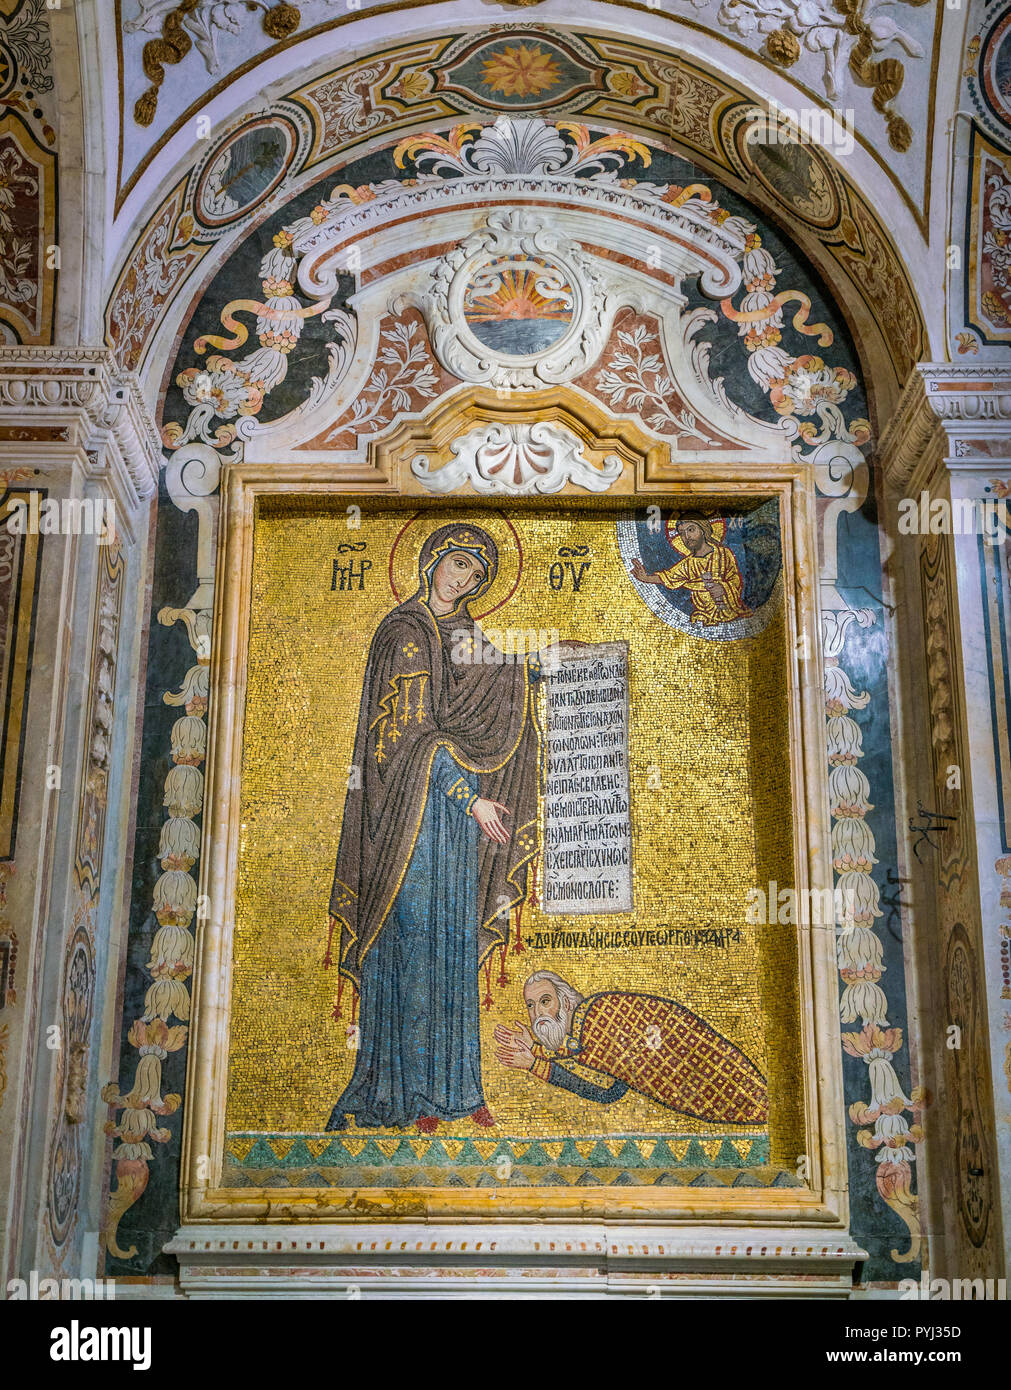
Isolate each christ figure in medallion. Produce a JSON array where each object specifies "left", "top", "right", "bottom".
[
  {"left": 631, "top": 512, "right": 751, "bottom": 626},
  {"left": 323, "top": 523, "right": 543, "bottom": 1134}
]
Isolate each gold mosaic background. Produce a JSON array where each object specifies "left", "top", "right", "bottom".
[{"left": 227, "top": 500, "right": 802, "bottom": 1163}]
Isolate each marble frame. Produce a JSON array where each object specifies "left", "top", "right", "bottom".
[{"left": 176, "top": 428, "right": 854, "bottom": 1265}]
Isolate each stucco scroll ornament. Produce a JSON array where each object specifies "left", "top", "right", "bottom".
[
  {"left": 392, "top": 114, "right": 653, "bottom": 181},
  {"left": 981, "top": 165, "right": 1011, "bottom": 331},
  {"left": 412, "top": 421, "right": 623, "bottom": 496},
  {"left": 700, "top": 0, "right": 924, "bottom": 150},
  {"left": 399, "top": 208, "right": 626, "bottom": 390},
  {"left": 127, "top": 1, "right": 301, "bottom": 124}
]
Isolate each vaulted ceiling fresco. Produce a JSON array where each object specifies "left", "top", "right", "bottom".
[
  {"left": 113, "top": 1, "right": 943, "bottom": 224},
  {"left": 104, "top": 24, "right": 927, "bottom": 408},
  {"left": 155, "top": 118, "right": 871, "bottom": 460}
]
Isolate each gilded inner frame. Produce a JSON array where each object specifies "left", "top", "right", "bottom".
[{"left": 181, "top": 452, "right": 849, "bottom": 1230}]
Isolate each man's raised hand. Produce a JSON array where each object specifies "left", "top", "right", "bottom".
[
  {"left": 630, "top": 558, "right": 662, "bottom": 584},
  {"left": 495, "top": 1033, "right": 535, "bottom": 1071},
  {"left": 494, "top": 1020, "right": 534, "bottom": 1049}
]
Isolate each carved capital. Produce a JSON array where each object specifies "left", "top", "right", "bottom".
[
  {"left": 0, "top": 348, "right": 161, "bottom": 513},
  {"left": 879, "top": 364, "right": 1011, "bottom": 494}
]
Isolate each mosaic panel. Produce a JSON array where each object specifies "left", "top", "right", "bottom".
[{"left": 224, "top": 500, "right": 802, "bottom": 1190}]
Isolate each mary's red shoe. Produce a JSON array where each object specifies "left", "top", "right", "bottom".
[
  {"left": 415, "top": 1115, "right": 439, "bottom": 1134},
  {"left": 471, "top": 1106, "right": 496, "bottom": 1128}
]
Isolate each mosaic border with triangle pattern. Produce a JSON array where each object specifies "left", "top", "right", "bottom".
[{"left": 221, "top": 1133, "right": 805, "bottom": 1189}]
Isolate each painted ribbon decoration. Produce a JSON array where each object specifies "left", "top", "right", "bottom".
[
  {"left": 194, "top": 295, "right": 334, "bottom": 354},
  {"left": 664, "top": 183, "right": 712, "bottom": 208},
  {"left": 719, "top": 289, "right": 834, "bottom": 346}
]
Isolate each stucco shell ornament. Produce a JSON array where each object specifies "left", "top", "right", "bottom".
[
  {"left": 411, "top": 419, "right": 623, "bottom": 495},
  {"left": 400, "top": 207, "right": 615, "bottom": 389}
]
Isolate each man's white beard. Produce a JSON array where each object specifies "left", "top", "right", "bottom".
[{"left": 532, "top": 1007, "right": 570, "bottom": 1052}]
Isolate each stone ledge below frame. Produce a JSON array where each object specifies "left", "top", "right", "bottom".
[{"left": 166, "top": 1223, "right": 868, "bottom": 1298}]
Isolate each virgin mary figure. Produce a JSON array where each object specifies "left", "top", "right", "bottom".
[{"left": 323, "top": 522, "right": 542, "bottom": 1133}]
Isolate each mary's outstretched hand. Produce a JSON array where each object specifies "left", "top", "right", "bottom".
[{"left": 473, "top": 798, "right": 511, "bottom": 843}]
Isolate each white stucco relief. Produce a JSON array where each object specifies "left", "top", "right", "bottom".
[{"left": 411, "top": 420, "right": 623, "bottom": 496}]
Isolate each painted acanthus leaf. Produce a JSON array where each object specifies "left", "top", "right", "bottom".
[{"left": 393, "top": 114, "right": 652, "bottom": 179}]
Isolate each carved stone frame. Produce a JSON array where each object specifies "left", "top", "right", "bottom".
[{"left": 172, "top": 409, "right": 862, "bottom": 1293}]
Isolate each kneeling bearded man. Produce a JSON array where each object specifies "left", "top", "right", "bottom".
[{"left": 495, "top": 970, "right": 767, "bottom": 1125}]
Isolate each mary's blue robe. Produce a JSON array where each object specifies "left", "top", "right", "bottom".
[{"left": 325, "top": 746, "right": 484, "bottom": 1129}]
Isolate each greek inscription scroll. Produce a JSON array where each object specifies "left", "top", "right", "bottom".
[{"left": 541, "top": 640, "right": 633, "bottom": 914}]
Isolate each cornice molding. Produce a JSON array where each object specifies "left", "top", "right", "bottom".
[
  {"left": 878, "top": 364, "right": 1011, "bottom": 494},
  {"left": 0, "top": 347, "right": 161, "bottom": 508},
  {"left": 296, "top": 175, "right": 746, "bottom": 302}
]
